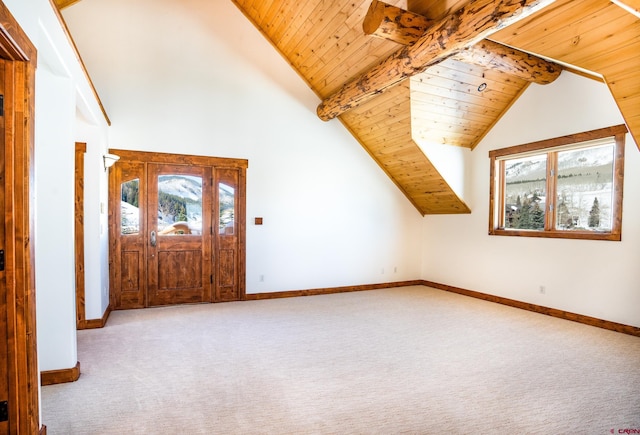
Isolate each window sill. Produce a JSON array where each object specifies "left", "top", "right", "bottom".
[{"left": 489, "top": 228, "right": 621, "bottom": 241}]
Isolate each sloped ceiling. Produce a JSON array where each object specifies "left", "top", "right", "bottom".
[
  {"left": 56, "top": 0, "right": 640, "bottom": 215},
  {"left": 230, "top": 0, "right": 640, "bottom": 215}
]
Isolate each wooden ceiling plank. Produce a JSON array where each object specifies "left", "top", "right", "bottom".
[
  {"left": 414, "top": 127, "right": 484, "bottom": 143},
  {"left": 317, "top": 0, "right": 556, "bottom": 120},
  {"left": 269, "top": 0, "right": 308, "bottom": 44},
  {"left": 416, "top": 64, "right": 528, "bottom": 96},
  {"left": 491, "top": 0, "right": 610, "bottom": 49},
  {"left": 413, "top": 119, "right": 496, "bottom": 142},
  {"left": 412, "top": 110, "right": 498, "bottom": 133},
  {"left": 356, "top": 127, "right": 414, "bottom": 143},
  {"left": 344, "top": 101, "right": 412, "bottom": 125},
  {"left": 410, "top": 92, "right": 509, "bottom": 117},
  {"left": 266, "top": 0, "right": 292, "bottom": 30},
  {"left": 575, "top": 38, "right": 640, "bottom": 75},
  {"left": 560, "top": 25, "right": 640, "bottom": 72},
  {"left": 274, "top": 2, "right": 325, "bottom": 52},
  {"left": 310, "top": 41, "right": 388, "bottom": 94},
  {"left": 279, "top": 0, "right": 347, "bottom": 58},
  {"left": 411, "top": 100, "right": 498, "bottom": 124},
  {"left": 520, "top": 9, "right": 636, "bottom": 68},
  {"left": 353, "top": 119, "right": 413, "bottom": 137},
  {"left": 289, "top": 0, "right": 366, "bottom": 71},
  {"left": 411, "top": 78, "right": 519, "bottom": 109}
]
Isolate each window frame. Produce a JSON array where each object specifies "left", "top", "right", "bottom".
[{"left": 488, "top": 124, "right": 627, "bottom": 241}]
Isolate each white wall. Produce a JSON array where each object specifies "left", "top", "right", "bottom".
[
  {"left": 33, "top": 66, "right": 78, "bottom": 371},
  {"left": 422, "top": 71, "right": 640, "bottom": 328},
  {"left": 5, "top": 0, "right": 111, "bottom": 374},
  {"left": 63, "top": 0, "right": 425, "bottom": 293}
]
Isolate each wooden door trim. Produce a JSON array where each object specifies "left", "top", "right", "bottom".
[
  {"left": 0, "top": 2, "right": 39, "bottom": 433},
  {"left": 110, "top": 149, "right": 248, "bottom": 169},
  {"left": 74, "top": 142, "right": 86, "bottom": 329}
]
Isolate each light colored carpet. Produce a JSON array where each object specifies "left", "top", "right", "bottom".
[{"left": 41, "top": 286, "right": 640, "bottom": 434}]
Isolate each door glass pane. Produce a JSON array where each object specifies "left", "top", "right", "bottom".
[
  {"left": 121, "top": 179, "right": 140, "bottom": 235},
  {"left": 503, "top": 154, "right": 547, "bottom": 230},
  {"left": 158, "top": 175, "right": 203, "bottom": 235},
  {"left": 556, "top": 143, "right": 614, "bottom": 231},
  {"left": 219, "top": 183, "right": 235, "bottom": 235}
]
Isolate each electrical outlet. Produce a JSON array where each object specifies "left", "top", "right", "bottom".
[{"left": 539, "top": 285, "right": 546, "bottom": 294}]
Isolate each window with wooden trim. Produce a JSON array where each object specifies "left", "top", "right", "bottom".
[{"left": 489, "top": 125, "right": 627, "bottom": 241}]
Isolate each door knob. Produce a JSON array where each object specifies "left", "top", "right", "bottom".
[{"left": 150, "top": 230, "right": 156, "bottom": 247}]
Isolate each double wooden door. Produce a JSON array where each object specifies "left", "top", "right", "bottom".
[{"left": 110, "top": 151, "right": 247, "bottom": 309}]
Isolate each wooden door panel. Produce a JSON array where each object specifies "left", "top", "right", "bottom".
[
  {"left": 118, "top": 250, "right": 145, "bottom": 308},
  {"left": 215, "top": 168, "right": 243, "bottom": 302},
  {"left": 217, "top": 249, "right": 237, "bottom": 300},
  {"left": 147, "top": 164, "right": 212, "bottom": 306},
  {"left": 157, "top": 250, "right": 203, "bottom": 290},
  {"left": 112, "top": 161, "right": 146, "bottom": 309},
  {"left": 218, "top": 249, "right": 235, "bottom": 287}
]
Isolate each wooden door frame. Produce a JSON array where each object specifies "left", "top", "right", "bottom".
[
  {"left": 75, "top": 142, "right": 87, "bottom": 329},
  {"left": 0, "top": 2, "right": 40, "bottom": 434},
  {"left": 109, "top": 149, "right": 248, "bottom": 308}
]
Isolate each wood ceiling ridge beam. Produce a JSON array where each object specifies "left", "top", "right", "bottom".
[
  {"left": 366, "top": 0, "right": 563, "bottom": 84},
  {"left": 316, "top": 0, "right": 558, "bottom": 121}
]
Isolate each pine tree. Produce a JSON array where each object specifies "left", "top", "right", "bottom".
[
  {"left": 588, "top": 197, "right": 600, "bottom": 228},
  {"left": 517, "top": 197, "right": 532, "bottom": 229},
  {"left": 531, "top": 202, "right": 545, "bottom": 229}
]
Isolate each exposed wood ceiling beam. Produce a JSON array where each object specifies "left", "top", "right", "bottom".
[
  {"left": 452, "top": 40, "right": 561, "bottom": 85},
  {"left": 316, "top": 0, "right": 557, "bottom": 121},
  {"left": 363, "top": 0, "right": 435, "bottom": 45},
  {"left": 364, "top": 1, "right": 561, "bottom": 85}
]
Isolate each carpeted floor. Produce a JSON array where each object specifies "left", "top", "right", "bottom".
[{"left": 41, "top": 286, "right": 640, "bottom": 434}]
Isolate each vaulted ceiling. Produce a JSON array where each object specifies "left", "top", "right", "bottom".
[
  {"left": 229, "top": 0, "right": 640, "bottom": 215},
  {"left": 55, "top": 0, "right": 640, "bottom": 215}
]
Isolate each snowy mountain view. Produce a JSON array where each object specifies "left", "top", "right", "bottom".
[
  {"left": 157, "top": 175, "right": 202, "bottom": 234},
  {"left": 503, "top": 143, "right": 614, "bottom": 231},
  {"left": 120, "top": 176, "right": 235, "bottom": 235}
]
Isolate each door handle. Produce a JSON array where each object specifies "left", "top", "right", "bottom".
[{"left": 150, "top": 230, "right": 156, "bottom": 247}]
